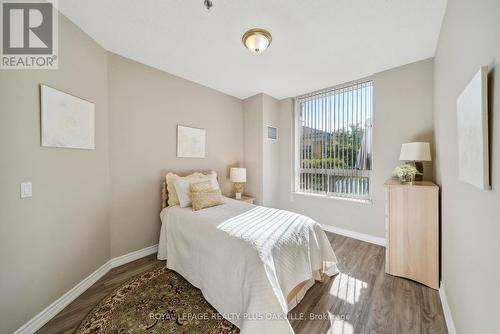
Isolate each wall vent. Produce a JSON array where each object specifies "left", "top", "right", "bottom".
[{"left": 267, "top": 126, "right": 278, "bottom": 140}]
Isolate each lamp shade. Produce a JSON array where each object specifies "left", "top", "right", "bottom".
[
  {"left": 399, "top": 142, "right": 432, "bottom": 161},
  {"left": 230, "top": 168, "right": 247, "bottom": 182}
]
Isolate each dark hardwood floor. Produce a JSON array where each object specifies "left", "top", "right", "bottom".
[{"left": 38, "top": 232, "right": 448, "bottom": 334}]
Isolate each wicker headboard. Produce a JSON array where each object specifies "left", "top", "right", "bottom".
[
  {"left": 161, "top": 181, "right": 168, "bottom": 210},
  {"left": 161, "top": 175, "right": 220, "bottom": 210}
]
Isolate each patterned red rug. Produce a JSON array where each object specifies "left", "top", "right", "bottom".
[{"left": 77, "top": 266, "right": 239, "bottom": 333}]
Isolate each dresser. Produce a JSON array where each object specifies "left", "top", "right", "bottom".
[{"left": 385, "top": 179, "right": 439, "bottom": 289}]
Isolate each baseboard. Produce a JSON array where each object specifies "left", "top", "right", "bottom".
[
  {"left": 321, "top": 224, "right": 386, "bottom": 247},
  {"left": 13, "top": 260, "right": 111, "bottom": 334},
  {"left": 439, "top": 283, "right": 457, "bottom": 334},
  {"left": 13, "top": 244, "right": 159, "bottom": 334},
  {"left": 110, "top": 244, "right": 158, "bottom": 268}
]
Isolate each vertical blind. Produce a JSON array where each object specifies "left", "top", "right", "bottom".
[{"left": 295, "top": 80, "right": 373, "bottom": 200}]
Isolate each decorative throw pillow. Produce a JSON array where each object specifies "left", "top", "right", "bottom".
[
  {"left": 173, "top": 172, "right": 219, "bottom": 208},
  {"left": 191, "top": 189, "right": 224, "bottom": 211},
  {"left": 190, "top": 180, "right": 213, "bottom": 193},
  {"left": 165, "top": 172, "right": 204, "bottom": 206}
]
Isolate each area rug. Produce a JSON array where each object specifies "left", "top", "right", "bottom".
[{"left": 76, "top": 266, "right": 239, "bottom": 334}]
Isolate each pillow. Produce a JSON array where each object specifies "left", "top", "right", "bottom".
[
  {"left": 165, "top": 172, "right": 204, "bottom": 206},
  {"left": 174, "top": 172, "right": 219, "bottom": 208},
  {"left": 190, "top": 180, "right": 213, "bottom": 193},
  {"left": 191, "top": 189, "right": 224, "bottom": 211}
]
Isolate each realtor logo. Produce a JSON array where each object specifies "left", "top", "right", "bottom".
[{"left": 1, "top": 0, "right": 58, "bottom": 69}]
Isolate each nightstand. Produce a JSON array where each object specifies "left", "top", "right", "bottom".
[{"left": 233, "top": 195, "right": 255, "bottom": 204}]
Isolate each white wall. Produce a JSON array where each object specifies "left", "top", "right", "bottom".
[
  {"left": 278, "top": 59, "right": 434, "bottom": 238},
  {"left": 0, "top": 14, "right": 110, "bottom": 334},
  {"left": 108, "top": 53, "right": 244, "bottom": 257},
  {"left": 434, "top": 0, "right": 500, "bottom": 332},
  {"left": 243, "top": 94, "right": 264, "bottom": 203},
  {"left": 243, "top": 93, "right": 280, "bottom": 207},
  {"left": 262, "top": 94, "right": 280, "bottom": 208}
]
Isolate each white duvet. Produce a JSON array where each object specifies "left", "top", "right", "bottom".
[{"left": 158, "top": 197, "right": 338, "bottom": 334}]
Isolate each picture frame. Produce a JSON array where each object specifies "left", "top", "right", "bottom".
[
  {"left": 456, "top": 66, "right": 490, "bottom": 190},
  {"left": 177, "top": 125, "right": 206, "bottom": 158},
  {"left": 40, "top": 85, "right": 95, "bottom": 150}
]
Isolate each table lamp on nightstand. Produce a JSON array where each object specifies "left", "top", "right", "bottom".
[
  {"left": 399, "top": 142, "right": 432, "bottom": 181},
  {"left": 230, "top": 168, "right": 246, "bottom": 199}
]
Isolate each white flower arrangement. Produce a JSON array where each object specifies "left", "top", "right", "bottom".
[{"left": 393, "top": 164, "right": 422, "bottom": 183}]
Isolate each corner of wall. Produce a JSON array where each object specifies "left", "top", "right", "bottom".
[{"left": 242, "top": 93, "right": 281, "bottom": 207}]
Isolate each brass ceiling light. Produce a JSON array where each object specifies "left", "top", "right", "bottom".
[{"left": 242, "top": 28, "right": 272, "bottom": 53}]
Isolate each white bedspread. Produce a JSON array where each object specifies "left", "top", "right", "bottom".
[{"left": 158, "top": 198, "right": 338, "bottom": 334}]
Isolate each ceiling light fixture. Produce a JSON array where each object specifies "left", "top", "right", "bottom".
[
  {"left": 242, "top": 28, "right": 272, "bottom": 53},
  {"left": 204, "top": 0, "right": 212, "bottom": 10}
]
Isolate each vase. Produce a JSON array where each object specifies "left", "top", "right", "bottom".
[{"left": 399, "top": 174, "right": 414, "bottom": 184}]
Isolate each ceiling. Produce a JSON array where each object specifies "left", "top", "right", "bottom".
[{"left": 58, "top": 0, "right": 447, "bottom": 99}]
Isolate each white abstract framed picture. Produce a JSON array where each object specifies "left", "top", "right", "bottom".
[
  {"left": 177, "top": 125, "right": 206, "bottom": 158},
  {"left": 456, "top": 66, "right": 490, "bottom": 190},
  {"left": 41, "top": 85, "right": 95, "bottom": 149}
]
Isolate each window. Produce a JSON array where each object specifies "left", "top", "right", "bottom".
[{"left": 294, "top": 80, "right": 373, "bottom": 201}]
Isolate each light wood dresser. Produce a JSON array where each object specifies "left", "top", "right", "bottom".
[{"left": 385, "top": 179, "right": 439, "bottom": 289}]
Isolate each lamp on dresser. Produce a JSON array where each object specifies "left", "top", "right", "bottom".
[
  {"left": 399, "top": 142, "right": 431, "bottom": 181},
  {"left": 230, "top": 167, "right": 246, "bottom": 200}
]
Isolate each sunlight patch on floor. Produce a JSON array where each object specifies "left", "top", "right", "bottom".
[
  {"left": 329, "top": 272, "right": 368, "bottom": 304},
  {"left": 329, "top": 317, "right": 354, "bottom": 334}
]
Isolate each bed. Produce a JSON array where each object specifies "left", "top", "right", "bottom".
[{"left": 158, "top": 179, "right": 339, "bottom": 334}]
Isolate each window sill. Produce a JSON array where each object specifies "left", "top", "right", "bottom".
[{"left": 291, "top": 191, "right": 373, "bottom": 205}]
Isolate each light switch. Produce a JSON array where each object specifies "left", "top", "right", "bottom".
[{"left": 20, "top": 182, "right": 32, "bottom": 198}]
